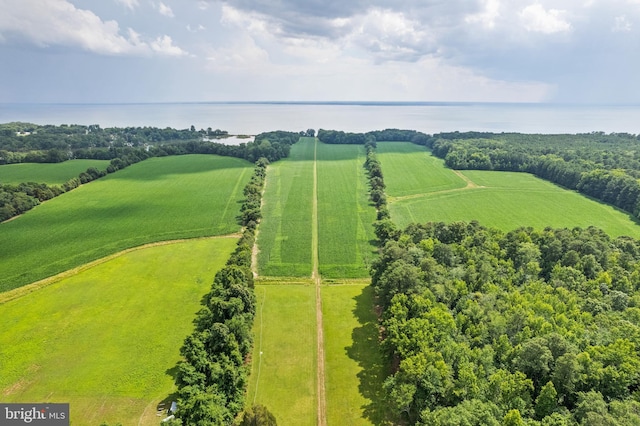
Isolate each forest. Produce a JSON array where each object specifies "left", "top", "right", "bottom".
[{"left": 370, "top": 219, "right": 640, "bottom": 425}]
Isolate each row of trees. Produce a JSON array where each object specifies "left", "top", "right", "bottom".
[
  {"left": 171, "top": 158, "right": 276, "bottom": 425},
  {"left": 317, "top": 128, "right": 428, "bottom": 145},
  {"left": 370, "top": 221, "right": 640, "bottom": 425},
  {"left": 427, "top": 132, "right": 640, "bottom": 219},
  {"left": 0, "top": 123, "right": 300, "bottom": 165}
]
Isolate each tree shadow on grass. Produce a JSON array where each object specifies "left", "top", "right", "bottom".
[{"left": 346, "top": 285, "right": 398, "bottom": 425}]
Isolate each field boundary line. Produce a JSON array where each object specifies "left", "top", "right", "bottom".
[
  {"left": 252, "top": 169, "right": 268, "bottom": 278},
  {"left": 0, "top": 234, "right": 241, "bottom": 305},
  {"left": 253, "top": 287, "right": 267, "bottom": 405},
  {"left": 388, "top": 171, "right": 486, "bottom": 203},
  {"left": 312, "top": 138, "right": 327, "bottom": 426}
]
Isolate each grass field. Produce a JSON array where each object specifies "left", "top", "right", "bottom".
[
  {"left": 247, "top": 282, "right": 392, "bottom": 426},
  {"left": 317, "top": 143, "right": 378, "bottom": 278},
  {"left": 377, "top": 142, "right": 466, "bottom": 197},
  {"left": 0, "top": 154, "right": 252, "bottom": 292},
  {"left": 379, "top": 147, "right": 640, "bottom": 238},
  {"left": 0, "top": 237, "right": 238, "bottom": 426},
  {"left": 257, "top": 138, "right": 314, "bottom": 277},
  {"left": 322, "top": 283, "right": 395, "bottom": 425},
  {"left": 0, "top": 159, "right": 110, "bottom": 185},
  {"left": 247, "top": 283, "right": 318, "bottom": 425}
]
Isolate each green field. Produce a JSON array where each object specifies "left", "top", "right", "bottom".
[
  {"left": 0, "top": 154, "right": 252, "bottom": 292},
  {"left": 257, "top": 138, "right": 314, "bottom": 276},
  {"left": 323, "top": 283, "right": 395, "bottom": 425},
  {"left": 0, "top": 159, "right": 110, "bottom": 185},
  {"left": 0, "top": 237, "right": 237, "bottom": 426},
  {"left": 377, "top": 146, "right": 640, "bottom": 238},
  {"left": 377, "top": 142, "right": 466, "bottom": 197},
  {"left": 247, "top": 284, "right": 318, "bottom": 425},
  {"left": 317, "top": 143, "right": 377, "bottom": 278}
]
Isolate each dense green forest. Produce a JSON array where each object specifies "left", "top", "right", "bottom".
[{"left": 371, "top": 220, "right": 640, "bottom": 425}]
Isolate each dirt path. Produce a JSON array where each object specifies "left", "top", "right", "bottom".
[
  {"left": 388, "top": 169, "right": 486, "bottom": 203},
  {"left": 312, "top": 138, "right": 327, "bottom": 426},
  {"left": 251, "top": 172, "right": 268, "bottom": 278},
  {"left": 0, "top": 234, "right": 241, "bottom": 305}
]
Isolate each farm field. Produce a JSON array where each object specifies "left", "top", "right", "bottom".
[
  {"left": 378, "top": 147, "right": 640, "bottom": 238},
  {"left": 247, "top": 283, "right": 318, "bottom": 426},
  {"left": 257, "top": 138, "right": 315, "bottom": 277},
  {"left": 0, "top": 154, "right": 252, "bottom": 292},
  {"left": 0, "top": 159, "right": 110, "bottom": 185},
  {"left": 322, "top": 283, "right": 395, "bottom": 425},
  {"left": 377, "top": 142, "right": 466, "bottom": 197},
  {"left": 317, "top": 143, "right": 377, "bottom": 278},
  {"left": 247, "top": 282, "right": 391, "bottom": 425},
  {"left": 0, "top": 236, "right": 238, "bottom": 426}
]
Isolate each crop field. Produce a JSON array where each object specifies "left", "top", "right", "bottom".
[
  {"left": 0, "top": 237, "right": 238, "bottom": 426},
  {"left": 247, "top": 284, "right": 318, "bottom": 425},
  {"left": 0, "top": 159, "right": 110, "bottom": 185},
  {"left": 317, "top": 143, "right": 377, "bottom": 278},
  {"left": 388, "top": 167, "right": 640, "bottom": 238},
  {"left": 257, "top": 138, "right": 314, "bottom": 277},
  {"left": 322, "top": 283, "right": 395, "bottom": 425},
  {"left": 377, "top": 142, "right": 466, "bottom": 197},
  {"left": 0, "top": 154, "right": 252, "bottom": 292}
]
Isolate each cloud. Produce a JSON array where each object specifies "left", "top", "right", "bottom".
[
  {"left": 157, "top": 2, "right": 175, "bottom": 18},
  {"left": 151, "top": 35, "right": 187, "bottom": 56},
  {"left": 0, "top": 0, "right": 187, "bottom": 56},
  {"left": 114, "top": 0, "right": 139, "bottom": 10},
  {"left": 519, "top": 3, "right": 572, "bottom": 34}
]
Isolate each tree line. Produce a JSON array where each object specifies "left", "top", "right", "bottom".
[
  {"left": 371, "top": 219, "right": 640, "bottom": 425},
  {"left": 427, "top": 132, "right": 640, "bottom": 219},
  {"left": 169, "top": 158, "right": 276, "bottom": 425}
]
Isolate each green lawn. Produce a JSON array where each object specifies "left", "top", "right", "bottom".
[
  {"left": 377, "top": 142, "right": 466, "bottom": 197},
  {"left": 257, "top": 138, "right": 314, "bottom": 277},
  {"left": 317, "top": 143, "right": 377, "bottom": 278},
  {"left": 383, "top": 154, "right": 640, "bottom": 238},
  {"left": 247, "top": 284, "right": 317, "bottom": 426},
  {"left": 0, "top": 154, "right": 252, "bottom": 292},
  {"left": 0, "top": 237, "right": 237, "bottom": 426},
  {"left": 323, "top": 283, "right": 395, "bottom": 425},
  {"left": 0, "top": 159, "right": 110, "bottom": 185}
]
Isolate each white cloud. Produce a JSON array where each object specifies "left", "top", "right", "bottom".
[
  {"left": 151, "top": 35, "right": 187, "bottom": 56},
  {"left": 114, "top": 0, "right": 139, "bottom": 10},
  {"left": 520, "top": 3, "right": 572, "bottom": 34},
  {"left": 0, "top": 0, "right": 145, "bottom": 54},
  {"left": 465, "top": 0, "right": 501, "bottom": 29},
  {"left": 157, "top": 2, "right": 175, "bottom": 18},
  {"left": 206, "top": 35, "right": 269, "bottom": 70},
  {"left": 0, "top": 0, "right": 187, "bottom": 57},
  {"left": 613, "top": 15, "right": 632, "bottom": 32}
]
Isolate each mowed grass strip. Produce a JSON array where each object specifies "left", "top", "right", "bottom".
[
  {"left": 389, "top": 168, "right": 640, "bottom": 238},
  {"left": 0, "top": 159, "right": 110, "bottom": 185},
  {"left": 377, "top": 142, "right": 466, "bottom": 198},
  {"left": 0, "top": 237, "right": 237, "bottom": 426},
  {"left": 257, "top": 138, "right": 314, "bottom": 277},
  {"left": 322, "top": 283, "right": 396, "bottom": 426},
  {"left": 247, "top": 284, "right": 317, "bottom": 426},
  {"left": 0, "top": 154, "right": 252, "bottom": 292},
  {"left": 316, "top": 142, "right": 377, "bottom": 278}
]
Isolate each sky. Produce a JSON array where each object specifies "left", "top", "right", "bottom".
[{"left": 0, "top": 0, "right": 639, "bottom": 103}]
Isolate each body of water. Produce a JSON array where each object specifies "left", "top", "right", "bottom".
[{"left": 0, "top": 102, "right": 639, "bottom": 135}]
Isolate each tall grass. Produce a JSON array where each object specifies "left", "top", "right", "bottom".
[
  {"left": 316, "top": 143, "right": 377, "bottom": 278},
  {"left": 0, "top": 160, "right": 110, "bottom": 185},
  {"left": 0, "top": 237, "right": 237, "bottom": 426},
  {"left": 0, "top": 155, "right": 252, "bottom": 292},
  {"left": 257, "top": 138, "right": 314, "bottom": 276}
]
